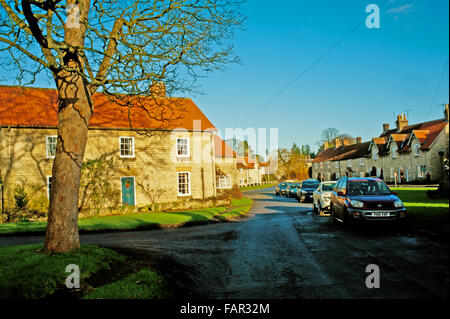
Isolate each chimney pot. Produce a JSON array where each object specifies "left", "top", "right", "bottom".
[
  {"left": 334, "top": 137, "right": 341, "bottom": 148},
  {"left": 396, "top": 113, "right": 408, "bottom": 132},
  {"left": 383, "top": 123, "right": 390, "bottom": 132},
  {"left": 324, "top": 140, "right": 329, "bottom": 149},
  {"left": 356, "top": 137, "right": 362, "bottom": 144},
  {"left": 445, "top": 104, "right": 449, "bottom": 122}
]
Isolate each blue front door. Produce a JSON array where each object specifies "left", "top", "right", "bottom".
[{"left": 121, "top": 177, "right": 135, "bottom": 206}]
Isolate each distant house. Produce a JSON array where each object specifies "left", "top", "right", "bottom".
[
  {"left": 237, "top": 156, "right": 269, "bottom": 186},
  {"left": 312, "top": 105, "right": 449, "bottom": 183},
  {"left": 214, "top": 135, "right": 239, "bottom": 191},
  {"left": 0, "top": 85, "right": 221, "bottom": 213}
]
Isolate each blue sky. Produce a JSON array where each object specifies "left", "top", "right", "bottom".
[
  {"left": 193, "top": 0, "right": 449, "bottom": 154},
  {"left": 1, "top": 1, "right": 448, "bottom": 156}
]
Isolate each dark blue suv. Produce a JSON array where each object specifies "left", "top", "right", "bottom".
[{"left": 330, "top": 177, "right": 406, "bottom": 225}]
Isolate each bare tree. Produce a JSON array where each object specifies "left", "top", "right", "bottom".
[
  {"left": 137, "top": 177, "right": 168, "bottom": 212},
  {"left": 0, "top": 0, "right": 244, "bottom": 252}
]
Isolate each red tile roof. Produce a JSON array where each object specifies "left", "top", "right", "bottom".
[
  {"left": 0, "top": 85, "right": 216, "bottom": 131},
  {"left": 214, "top": 135, "right": 236, "bottom": 158}
]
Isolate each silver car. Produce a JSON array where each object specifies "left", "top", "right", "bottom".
[{"left": 313, "top": 181, "right": 337, "bottom": 214}]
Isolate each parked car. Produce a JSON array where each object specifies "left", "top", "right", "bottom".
[
  {"left": 297, "top": 179, "right": 320, "bottom": 203},
  {"left": 313, "top": 181, "right": 337, "bottom": 214},
  {"left": 285, "top": 183, "right": 301, "bottom": 198},
  {"left": 330, "top": 177, "right": 406, "bottom": 225},
  {"left": 275, "top": 182, "right": 288, "bottom": 196}
]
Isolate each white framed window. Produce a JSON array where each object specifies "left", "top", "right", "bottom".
[
  {"left": 239, "top": 178, "right": 245, "bottom": 186},
  {"left": 177, "top": 172, "right": 191, "bottom": 196},
  {"left": 335, "top": 161, "right": 339, "bottom": 169},
  {"left": 373, "top": 149, "right": 378, "bottom": 160},
  {"left": 417, "top": 165, "right": 426, "bottom": 178},
  {"left": 413, "top": 144, "right": 420, "bottom": 156},
  {"left": 390, "top": 168, "right": 394, "bottom": 178},
  {"left": 392, "top": 145, "right": 397, "bottom": 159},
  {"left": 376, "top": 168, "right": 381, "bottom": 178},
  {"left": 119, "top": 137, "right": 135, "bottom": 158},
  {"left": 359, "top": 158, "right": 364, "bottom": 166},
  {"left": 46, "top": 175, "right": 52, "bottom": 199},
  {"left": 335, "top": 172, "right": 340, "bottom": 179},
  {"left": 327, "top": 162, "right": 330, "bottom": 169},
  {"left": 239, "top": 168, "right": 244, "bottom": 174},
  {"left": 217, "top": 175, "right": 232, "bottom": 189},
  {"left": 347, "top": 160, "right": 352, "bottom": 168},
  {"left": 46, "top": 135, "right": 57, "bottom": 158},
  {"left": 359, "top": 171, "right": 365, "bottom": 178},
  {"left": 176, "top": 138, "right": 190, "bottom": 157}
]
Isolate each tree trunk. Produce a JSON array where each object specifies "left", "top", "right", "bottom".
[{"left": 43, "top": 68, "right": 93, "bottom": 253}]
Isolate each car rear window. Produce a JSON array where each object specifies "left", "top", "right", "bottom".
[
  {"left": 302, "top": 182, "right": 319, "bottom": 188},
  {"left": 322, "top": 183, "right": 336, "bottom": 191},
  {"left": 280, "top": 183, "right": 287, "bottom": 187}
]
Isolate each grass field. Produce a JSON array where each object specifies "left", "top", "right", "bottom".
[
  {"left": 0, "top": 198, "right": 254, "bottom": 236},
  {"left": 392, "top": 187, "right": 449, "bottom": 232}
]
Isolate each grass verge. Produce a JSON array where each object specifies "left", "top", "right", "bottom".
[
  {"left": 240, "top": 182, "right": 276, "bottom": 192},
  {"left": 0, "top": 244, "right": 125, "bottom": 299},
  {"left": 0, "top": 244, "right": 171, "bottom": 299},
  {"left": 392, "top": 187, "right": 449, "bottom": 234},
  {"left": 0, "top": 198, "right": 255, "bottom": 236},
  {"left": 217, "top": 197, "right": 253, "bottom": 220}
]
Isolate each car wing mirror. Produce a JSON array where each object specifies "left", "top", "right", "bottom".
[
  {"left": 337, "top": 191, "right": 345, "bottom": 196},
  {"left": 391, "top": 190, "right": 397, "bottom": 195}
]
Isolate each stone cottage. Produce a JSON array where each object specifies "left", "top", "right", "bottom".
[
  {"left": 0, "top": 85, "right": 220, "bottom": 213},
  {"left": 312, "top": 105, "right": 449, "bottom": 184}
]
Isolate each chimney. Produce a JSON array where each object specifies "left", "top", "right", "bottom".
[
  {"left": 150, "top": 81, "right": 166, "bottom": 97},
  {"left": 395, "top": 113, "right": 408, "bottom": 132},
  {"left": 334, "top": 137, "right": 341, "bottom": 148},
  {"left": 342, "top": 138, "right": 351, "bottom": 146},
  {"left": 324, "top": 140, "right": 329, "bottom": 149},
  {"left": 445, "top": 104, "right": 449, "bottom": 122},
  {"left": 356, "top": 137, "right": 362, "bottom": 144},
  {"left": 382, "top": 123, "right": 390, "bottom": 132}
]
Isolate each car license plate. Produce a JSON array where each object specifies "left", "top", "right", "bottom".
[{"left": 372, "top": 212, "right": 390, "bottom": 217}]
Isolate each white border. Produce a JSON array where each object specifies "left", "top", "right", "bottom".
[
  {"left": 119, "top": 136, "right": 135, "bottom": 158},
  {"left": 120, "top": 176, "right": 137, "bottom": 205},
  {"left": 177, "top": 171, "right": 191, "bottom": 196}
]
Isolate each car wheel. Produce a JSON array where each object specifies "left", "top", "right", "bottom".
[
  {"left": 313, "top": 201, "right": 318, "bottom": 213},
  {"left": 330, "top": 206, "right": 338, "bottom": 224},
  {"left": 343, "top": 208, "right": 354, "bottom": 227},
  {"left": 318, "top": 203, "right": 323, "bottom": 214}
]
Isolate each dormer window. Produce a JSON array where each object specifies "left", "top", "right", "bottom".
[
  {"left": 372, "top": 148, "right": 378, "bottom": 160},
  {"left": 176, "top": 138, "right": 190, "bottom": 157},
  {"left": 413, "top": 144, "right": 420, "bottom": 156},
  {"left": 392, "top": 145, "right": 397, "bottom": 159}
]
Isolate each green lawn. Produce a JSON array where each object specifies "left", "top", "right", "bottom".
[
  {"left": 0, "top": 244, "right": 170, "bottom": 299},
  {"left": 0, "top": 198, "right": 254, "bottom": 235},
  {"left": 240, "top": 182, "right": 276, "bottom": 192},
  {"left": 392, "top": 187, "right": 449, "bottom": 232}
]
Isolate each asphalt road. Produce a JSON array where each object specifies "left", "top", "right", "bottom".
[{"left": 1, "top": 187, "right": 448, "bottom": 299}]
